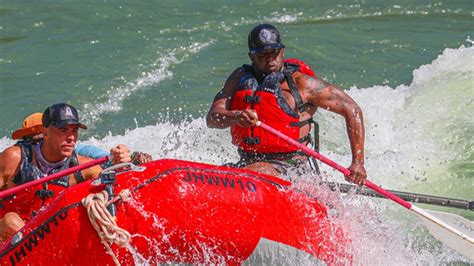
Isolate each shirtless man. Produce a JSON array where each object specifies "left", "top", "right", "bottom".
[{"left": 207, "top": 24, "right": 367, "bottom": 185}]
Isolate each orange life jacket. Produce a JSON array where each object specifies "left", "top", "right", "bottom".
[{"left": 229, "top": 58, "right": 316, "bottom": 154}]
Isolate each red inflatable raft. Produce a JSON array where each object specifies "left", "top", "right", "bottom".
[{"left": 0, "top": 159, "right": 351, "bottom": 265}]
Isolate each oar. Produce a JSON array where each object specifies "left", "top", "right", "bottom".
[
  {"left": 321, "top": 181, "right": 474, "bottom": 211},
  {"left": 0, "top": 155, "right": 110, "bottom": 199},
  {"left": 256, "top": 121, "right": 474, "bottom": 260}
]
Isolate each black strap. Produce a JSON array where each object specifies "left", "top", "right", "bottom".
[
  {"left": 297, "top": 135, "right": 312, "bottom": 144},
  {"left": 16, "top": 141, "right": 34, "bottom": 164},
  {"left": 70, "top": 152, "right": 85, "bottom": 183},
  {"left": 238, "top": 149, "right": 303, "bottom": 162},
  {"left": 283, "top": 70, "right": 307, "bottom": 113},
  {"left": 291, "top": 117, "right": 320, "bottom": 152},
  {"left": 289, "top": 117, "right": 314, "bottom": 128},
  {"left": 313, "top": 121, "right": 320, "bottom": 152},
  {"left": 12, "top": 142, "right": 34, "bottom": 185}
]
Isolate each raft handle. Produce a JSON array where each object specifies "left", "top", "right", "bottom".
[{"left": 100, "top": 162, "right": 146, "bottom": 176}]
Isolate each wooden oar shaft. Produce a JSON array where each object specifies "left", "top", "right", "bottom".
[
  {"left": 322, "top": 181, "right": 473, "bottom": 210},
  {"left": 0, "top": 155, "right": 110, "bottom": 199}
]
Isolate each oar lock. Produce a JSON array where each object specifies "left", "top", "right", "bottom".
[
  {"left": 92, "top": 162, "right": 146, "bottom": 187},
  {"left": 95, "top": 162, "right": 146, "bottom": 217}
]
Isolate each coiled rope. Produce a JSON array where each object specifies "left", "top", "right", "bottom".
[{"left": 81, "top": 189, "right": 132, "bottom": 266}]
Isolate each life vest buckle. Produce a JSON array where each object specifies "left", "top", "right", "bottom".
[
  {"left": 35, "top": 189, "right": 54, "bottom": 199},
  {"left": 244, "top": 95, "right": 261, "bottom": 104},
  {"left": 244, "top": 137, "right": 261, "bottom": 145}
]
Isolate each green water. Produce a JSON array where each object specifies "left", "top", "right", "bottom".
[
  {"left": 0, "top": 1, "right": 472, "bottom": 262},
  {"left": 1, "top": 1, "right": 472, "bottom": 136}
]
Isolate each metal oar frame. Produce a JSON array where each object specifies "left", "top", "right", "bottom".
[{"left": 322, "top": 181, "right": 473, "bottom": 211}]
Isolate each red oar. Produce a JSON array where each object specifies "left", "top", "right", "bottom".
[
  {"left": 257, "top": 121, "right": 474, "bottom": 260},
  {"left": 0, "top": 155, "right": 110, "bottom": 199}
]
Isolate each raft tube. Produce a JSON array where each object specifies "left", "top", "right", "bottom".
[{"left": 0, "top": 159, "right": 351, "bottom": 265}]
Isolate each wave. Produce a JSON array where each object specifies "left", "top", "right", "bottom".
[
  {"left": 214, "top": 3, "right": 471, "bottom": 29},
  {"left": 1, "top": 45, "right": 471, "bottom": 191},
  {"left": 80, "top": 40, "right": 215, "bottom": 127},
  {"left": 314, "top": 44, "right": 473, "bottom": 187}
]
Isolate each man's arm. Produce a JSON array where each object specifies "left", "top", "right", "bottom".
[
  {"left": 80, "top": 144, "right": 132, "bottom": 180},
  {"left": 78, "top": 155, "right": 102, "bottom": 180},
  {"left": 0, "top": 147, "right": 24, "bottom": 240},
  {"left": 206, "top": 68, "right": 258, "bottom": 129},
  {"left": 75, "top": 143, "right": 109, "bottom": 159},
  {"left": 0, "top": 146, "right": 22, "bottom": 190},
  {"left": 302, "top": 74, "right": 367, "bottom": 185}
]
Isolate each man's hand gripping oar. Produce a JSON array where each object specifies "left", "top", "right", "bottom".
[
  {"left": 0, "top": 156, "right": 110, "bottom": 200},
  {"left": 256, "top": 121, "right": 474, "bottom": 260}
]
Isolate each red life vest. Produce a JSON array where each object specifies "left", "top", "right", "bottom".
[
  {"left": 0, "top": 184, "right": 68, "bottom": 221},
  {"left": 229, "top": 59, "right": 315, "bottom": 154},
  {"left": 284, "top": 58, "right": 316, "bottom": 77}
]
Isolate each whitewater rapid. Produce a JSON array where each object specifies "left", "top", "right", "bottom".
[{"left": 0, "top": 45, "right": 472, "bottom": 264}]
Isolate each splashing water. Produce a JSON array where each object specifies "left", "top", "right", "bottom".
[{"left": 0, "top": 44, "right": 471, "bottom": 264}]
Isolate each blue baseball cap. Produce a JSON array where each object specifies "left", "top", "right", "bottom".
[
  {"left": 248, "top": 24, "right": 285, "bottom": 54},
  {"left": 42, "top": 103, "right": 87, "bottom": 129}
]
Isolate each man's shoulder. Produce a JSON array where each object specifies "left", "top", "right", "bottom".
[
  {"left": 0, "top": 145, "right": 22, "bottom": 177},
  {"left": 291, "top": 71, "right": 311, "bottom": 80},
  {"left": 291, "top": 71, "right": 313, "bottom": 88},
  {"left": 223, "top": 67, "right": 248, "bottom": 88},
  {"left": 0, "top": 146, "right": 22, "bottom": 161},
  {"left": 231, "top": 66, "right": 248, "bottom": 77}
]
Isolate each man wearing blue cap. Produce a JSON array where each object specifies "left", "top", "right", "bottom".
[
  {"left": 0, "top": 103, "right": 132, "bottom": 241},
  {"left": 207, "top": 24, "right": 367, "bottom": 186}
]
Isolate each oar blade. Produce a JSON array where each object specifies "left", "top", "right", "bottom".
[{"left": 419, "top": 210, "right": 474, "bottom": 261}]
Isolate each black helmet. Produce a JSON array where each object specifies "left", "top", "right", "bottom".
[{"left": 248, "top": 24, "right": 285, "bottom": 54}]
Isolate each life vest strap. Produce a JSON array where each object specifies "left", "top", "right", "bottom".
[
  {"left": 298, "top": 135, "right": 312, "bottom": 144},
  {"left": 289, "top": 118, "right": 320, "bottom": 152},
  {"left": 283, "top": 70, "right": 310, "bottom": 114},
  {"left": 70, "top": 152, "right": 85, "bottom": 183},
  {"left": 238, "top": 149, "right": 307, "bottom": 162},
  {"left": 289, "top": 117, "right": 314, "bottom": 128}
]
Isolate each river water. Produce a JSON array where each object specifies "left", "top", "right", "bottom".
[{"left": 0, "top": 1, "right": 472, "bottom": 264}]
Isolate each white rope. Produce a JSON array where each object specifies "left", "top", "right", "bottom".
[{"left": 81, "top": 189, "right": 132, "bottom": 266}]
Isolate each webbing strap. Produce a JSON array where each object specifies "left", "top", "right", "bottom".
[{"left": 283, "top": 70, "right": 307, "bottom": 113}]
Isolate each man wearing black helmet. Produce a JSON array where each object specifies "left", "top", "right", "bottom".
[
  {"left": 0, "top": 103, "right": 132, "bottom": 241},
  {"left": 207, "top": 24, "right": 367, "bottom": 186}
]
